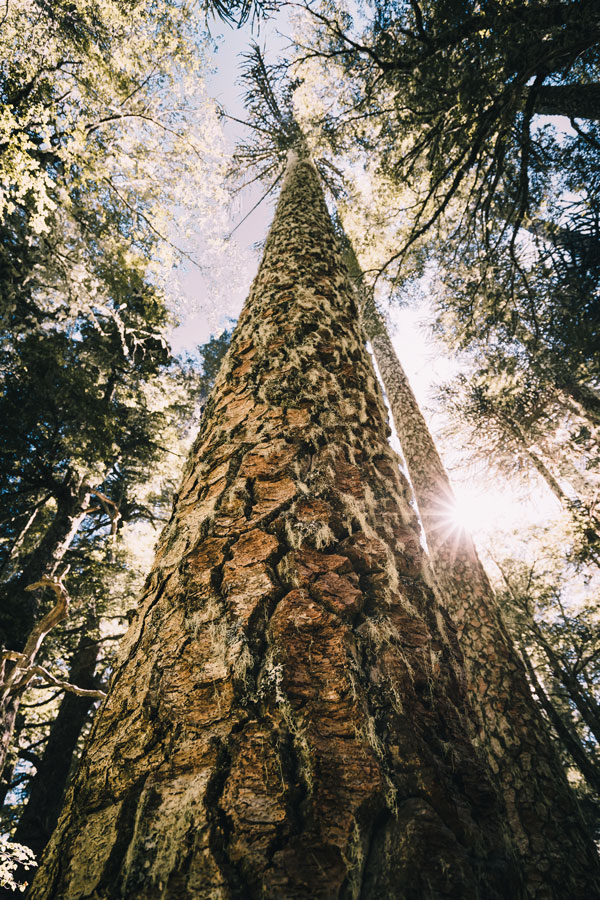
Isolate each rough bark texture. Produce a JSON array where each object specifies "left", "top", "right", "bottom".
[
  {"left": 13, "top": 632, "right": 100, "bottom": 859},
  {"left": 363, "top": 309, "right": 600, "bottom": 898},
  {"left": 29, "top": 157, "right": 521, "bottom": 899}
]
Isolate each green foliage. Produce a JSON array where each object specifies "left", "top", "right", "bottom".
[
  {"left": 493, "top": 537, "right": 600, "bottom": 817},
  {"left": 0, "top": 0, "right": 236, "bottom": 857}
]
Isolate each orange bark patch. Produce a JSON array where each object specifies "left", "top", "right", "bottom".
[
  {"left": 228, "top": 529, "right": 279, "bottom": 567},
  {"left": 187, "top": 537, "right": 229, "bottom": 574},
  {"left": 221, "top": 531, "right": 279, "bottom": 624},
  {"left": 220, "top": 723, "right": 289, "bottom": 877},
  {"left": 294, "top": 497, "right": 332, "bottom": 522},
  {"left": 222, "top": 564, "right": 277, "bottom": 626},
  {"left": 222, "top": 393, "right": 255, "bottom": 429},
  {"left": 292, "top": 547, "right": 350, "bottom": 580},
  {"left": 333, "top": 457, "right": 364, "bottom": 498},
  {"left": 286, "top": 407, "right": 311, "bottom": 427},
  {"left": 393, "top": 526, "right": 424, "bottom": 576},
  {"left": 251, "top": 477, "right": 297, "bottom": 519},
  {"left": 311, "top": 571, "right": 363, "bottom": 619},
  {"left": 339, "top": 533, "right": 389, "bottom": 573},
  {"left": 388, "top": 609, "right": 431, "bottom": 648},
  {"left": 203, "top": 476, "right": 228, "bottom": 504},
  {"left": 239, "top": 442, "right": 296, "bottom": 479}
]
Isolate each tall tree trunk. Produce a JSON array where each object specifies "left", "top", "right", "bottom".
[
  {"left": 12, "top": 631, "right": 100, "bottom": 860},
  {"left": 496, "top": 413, "right": 600, "bottom": 562},
  {"left": 521, "top": 613, "right": 600, "bottom": 744},
  {"left": 361, "top": 299, "right": 600, "bottom": 897},
  {"left": 29, "top": 154, "right": 522, "bottom": 900}
]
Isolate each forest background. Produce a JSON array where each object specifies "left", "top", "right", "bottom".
[{"left": 0, "top": 0, "right": 599, "bottom": 892}]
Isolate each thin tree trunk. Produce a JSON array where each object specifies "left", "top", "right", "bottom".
[
  {"left": 361, "top": 300, "right": 600, "bottom": 897},
  {"left": 560, "top": 378, "right": 600, "bottom": 429},
  {"left": 531, "top": 82, "right": 600, "bottom": 121},
  {"left": 0, "top": 469, "right": 91, "bottom": 653},
  {"left": 523, "top": 615, "right": 600, "bottom": 743},
  {"left": 29, "top": 154, "right": 522, "bottom": 900},
  {"left": 13, "top": 631, "right": 100, "bottom": 860},
  {"left": 0, "top": 473, "right": 90, "bottom": 780},
  {"left": 0, "top": 499, "right": 47, "bottom": 582},
  {"left": 502, "top": 419, "right": 600, "bottom": 562},
  {"left": 523, "top": 445, "right": 571, "bottom": 505},
  {"left": 518, "top": 642, "right": 600, "bottom": 796}
]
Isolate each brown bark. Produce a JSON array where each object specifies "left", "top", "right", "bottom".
[
  {"left": 361, "top": 303, "right": 600, "bottom": 898},
  {"left": 29, "top": 155, "right": 521, "bottom": 899}
]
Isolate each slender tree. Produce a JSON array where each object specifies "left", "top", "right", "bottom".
[
  {"left": 11, "top": 628, "right": 100, "bottom": 863},
  {"left": 357, "top": 285, "right": 600, "bottom": 896},
  {"left": 29, "top": 148, "right": 523, "bottom": 900}
]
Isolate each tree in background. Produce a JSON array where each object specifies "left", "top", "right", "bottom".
[
  {"left": 292, "top": 0, "right": 600, "bottom": 463},
  {"left": 491, "top": 539, "right": 600, "bottom": 810}
]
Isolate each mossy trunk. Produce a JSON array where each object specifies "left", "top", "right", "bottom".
[
  {"left": 29, "top": 154, "right": 520, "bottom": 900},
  {"left": 362, "top": 306, "right": 600, "bottom": 898}
]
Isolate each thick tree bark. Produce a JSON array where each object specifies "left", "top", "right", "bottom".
[
  {"left": 29, "top": 155, "right": 521, "bottom": 899},
  {"left": 13, "top": 631, "right": 100, "bottom": 860},
  {"left": 532, "top": 82, "right": 600, "bottom": 121},
  {"left": 361, "top": 303, "right": 600, "bottom": 897}
]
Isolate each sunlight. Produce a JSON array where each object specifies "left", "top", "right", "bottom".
[{"left": 428, "top": 484, "right": 546, "bottom": 549}]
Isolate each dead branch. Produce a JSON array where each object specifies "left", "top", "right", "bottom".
[
  {"left": 26, "top": 666, "right": 106, "bottom": 700},
  {"left": 0, "top": 577, "right": 69, "bottom": 703}
]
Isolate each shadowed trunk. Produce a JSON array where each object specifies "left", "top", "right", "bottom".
[
  {"left": 0, "top": 469, "right": 91, "bottom": 653},
  {"left": 29, "top": 154, "right": 521, "bottom": 900},
  {"left": 531, "top": 82, "right": 600, "bottom": 121},
  {"left": 560, "top": 378, "right": 600, "bottom": 429},
  {"left": 360, "top": 298, "right": 600, "bottom": 898},
  {"left": 517, "top": 641, "right": 600, "bottom": 796},
  {"left": 13, "top": 631, "right": 100, "bottom": 860},
  {"left": 0, "top": 473, "right": 90, "bottom": 779}
]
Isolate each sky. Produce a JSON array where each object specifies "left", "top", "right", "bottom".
[{"left": 168, "top": 10, "right": 562, "bottom": 568}]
